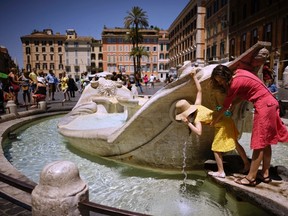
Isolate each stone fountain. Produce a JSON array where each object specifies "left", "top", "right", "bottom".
[{"left": 58, "top": 41, "right": 270, "bottom": 170}]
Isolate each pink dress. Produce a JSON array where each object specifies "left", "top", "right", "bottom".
[{"left": 223, "top": 69, "right": 288, "bottom": 149}]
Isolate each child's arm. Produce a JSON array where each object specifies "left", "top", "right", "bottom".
[
  {"left": 182, "top": 117, "right": 202, "bottom": 136},
  {"left": 191, "top": 70, "right": 202, "bottom": 105}
]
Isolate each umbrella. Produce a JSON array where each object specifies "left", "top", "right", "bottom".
[{"left": 96, "top": 71, "right": 113, "bottom": 77}]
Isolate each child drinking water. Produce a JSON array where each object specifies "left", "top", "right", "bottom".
[{"left": 175, "top": 70, "right": 250, "bottom": 178}]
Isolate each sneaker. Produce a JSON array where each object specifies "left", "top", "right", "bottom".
[{"left": 208, "top": 171, "right": 226, "bottom": 178}]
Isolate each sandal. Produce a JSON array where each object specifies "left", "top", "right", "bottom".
[
  {"left": 208, "top": 171, "right": 226, "bottom": 178},
  {"left": 256, "top": 173, "right": 271, "bottom": 183},
  {"left": 235, "top": 177, "right": 256, "bottom": 186}
]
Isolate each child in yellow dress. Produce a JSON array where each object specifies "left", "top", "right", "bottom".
[{"left": 175, "top": 71, "right": 250, "bottom": 178}]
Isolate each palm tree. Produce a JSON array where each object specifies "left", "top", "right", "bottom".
[
  {"left": 124, "top": 28, "right": 139, "bottom": 75},
  {"left": 129, "top": 46, "right": 150, "bottom": 74},
  {"left": 124, "top": 6, "right": 149, "bottom": 75}
]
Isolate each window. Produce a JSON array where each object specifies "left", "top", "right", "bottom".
[
  {"left": 43, "top": 54, "right": 46, "bottom": 61},
  {"left": 213, "top": 23, "right": 218, "bottom": 35},
  {"left": 34, "top": 40, "right": 39, "bottom": 46},
  {"left": 213, "top": 0, "right": 219, "bottom": 13},
  {"left": 212, "top": 44, "right": 217, "bottom": 58},
  {"left": 251, "top": 28, "right": 258, "bottom": 46},
  {"left": 25, "top": 41, "right": 29, "bottom": 46},
  {"left": 49, "top": 41, "right": 53, "bottom": 46},
  {"left": 153, "top": 46, "right": 157, "bottom": 52},
  {"left": 240, "top": 33, "right": 247, "bottom": 54},
  {"left": 242, "top": 4, "right": 247, "bottom": 20},
  {"left": 65, "top": 66, "right": 71, "bottom": 72},
  {"left": 251, "top": 0, "right": 260, "bottom": 14},
  {"left": 25, "top": 47, "right": 31, "bottom": 54},
  {"left": 74, "top": 42, "right": 79, "bottom": 47},
  {"left": 50, "top": 47, "right": 54, "bottom": 52},
  {"left": 59, "top": 54, "right": 62, "bottom": 63},
  {"left": 153, "top": 56, "right": 157, "bottom": 62},
  {"left": 36, "top": 54, "right": 39, "bottom": 61},
  {"left": 58, "top": 47, "right": 62, "bottom": 52},
  {"left": 26, "top": 64, "right": 31, "bottom": 72},
  {"left": 50, "top": 63, "right": 54, "bottom": 70},
  {"left": 42, "top": 47, "right": 46, "bottom": 53},
  {"left": 35, "top": 47, "right": 39, "bottom": 52},
  {"left": 220, "top": 41, "right": 225, "bottom": 57},
  {"left": 263, "top": 23, "right": 272, "bottom": 42},
  {"left": 43, "top": 63, "right": 47, "bottom": 70},
  {"left": 153, "top": 64, "right": 157, "bottom": 72},
  {"left": 42, "top": 41, "right": 47, "bottom": 46},
  {"left": 36, "top": 63, "right": 40, "bottom": 70},
  {"left": 59, "top": 64, "right": 64, "bottom": 70},
  {"left": 58, "top": 41, "right": 63, "bottom": 46},
  {"left": 50, "top": 54, "right": 53, "bottom": 61}
]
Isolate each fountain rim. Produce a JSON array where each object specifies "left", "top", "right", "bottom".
[{"left": 0, "top": 110, "right": 287, "bottom": 216}]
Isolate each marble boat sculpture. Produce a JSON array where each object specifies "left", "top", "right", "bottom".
[{"left": 58, "top": 41, "right": 270, "bottom": 170}]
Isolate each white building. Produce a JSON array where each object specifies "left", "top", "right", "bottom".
[{"left": 64, "top": 29, "right": 92, "bottom": 80}]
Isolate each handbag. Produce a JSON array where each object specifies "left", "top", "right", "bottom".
[{"left": 10, "top": 82, "right": 20, "bottom": 92}]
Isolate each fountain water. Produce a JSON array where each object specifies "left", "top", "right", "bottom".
[{"left": 3, "top": 116, "right": 272, "bottom": 216}]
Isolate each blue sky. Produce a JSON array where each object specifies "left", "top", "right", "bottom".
[{"left": 0, "top": 0, "right": 189, "bottom": 68}]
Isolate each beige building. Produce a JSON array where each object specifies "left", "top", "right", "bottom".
[
  {"left": 91, "top": 39, "right": 103, "bottom": 73},
  {"left": 157, "top": 30, "right": 170, "bottom": 81},
  {"left": 205, "top": 0, "right": 229, "bottom": 64},
  {"left": 101, "top": 27, "right": 169, "bottom": 81},
  {"left": 228, "top": 0, "right": 288, "bottom": 79},
  {"left": 21, "top": 29, "right": 66, "bottom": 77},
  {"left": 168, "top": 0, "right": 206, "bottom": 68},
  {"left": 169, "top": 0, "right": 288, "bottom": 80}
]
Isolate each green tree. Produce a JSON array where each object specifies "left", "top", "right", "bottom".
[
  {"left": 130, "top": 46, "right": 150, "bottom": 74},
  {"left": 124, "top": 6, "right": 149, "bottom": 75}
]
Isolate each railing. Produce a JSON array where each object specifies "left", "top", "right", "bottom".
[
  {"left": 0, "top": 172, "right": 150, "bottom": 216},
  {"left": 78, "top": 200, "right": 149, "bottom": 216},
  {"left": 0, "top": 172, "right": 34, "bottom": 211}
]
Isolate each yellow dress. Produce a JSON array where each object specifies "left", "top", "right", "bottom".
[
  {"left": 194, "top": 105, "right": 238, "bottom": 152},
  {"left": 61, "top": 77, "right": 68, "bottom": 91}
]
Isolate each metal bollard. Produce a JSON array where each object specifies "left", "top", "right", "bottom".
[{"left": 31, "top": 161, "right": 89, "bottom": 216}]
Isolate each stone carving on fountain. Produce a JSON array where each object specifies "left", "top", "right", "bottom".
[{"left": 58, "top": 41, "right": 271, "bottom": 170}]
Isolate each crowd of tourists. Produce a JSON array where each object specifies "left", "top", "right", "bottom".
[{"left": 0, "top": 68, "right": 79, "bottom": 112}]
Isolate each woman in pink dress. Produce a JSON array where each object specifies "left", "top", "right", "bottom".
[{"left": 210, "top": 64, "right": 288, "bottom": 186}]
